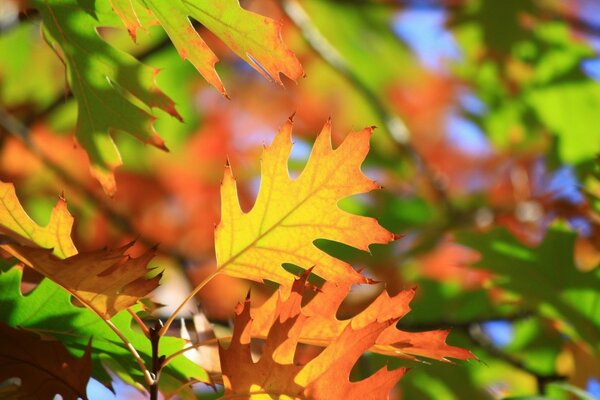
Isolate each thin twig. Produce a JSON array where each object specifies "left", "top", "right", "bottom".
[
  {"left": 128, "top": 308, "right": 150, "bottom": 337},
  {"left": 159, "top": 270, "right": 220, "bottom": 336},
  {"left": 149, "top": 320, "right": 164, "bottom": 400}
]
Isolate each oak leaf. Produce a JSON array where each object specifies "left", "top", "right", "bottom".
[
  {"left": 0, "top": 322, "right": 92, "bottom": 400},
  {"left": 0, "top": 181, "right": 76, "bottom": 258},
  {"left": 250, "top": 274, "right": 475, "bottom": 362},
  {"left": 219, "top": 272, "right": 407, "bottom": 399},
  {"left": 215, "top": 119, "right": 395, "bottom": 286},
  {"left": 115, "top": 0, "right": 303, "bottom": 96},
  {"left": 33, "top": 0, "right": 180, "bottom": 195},
  {"left": 0, "top": 180, "right": 160, "bottom": 319}
]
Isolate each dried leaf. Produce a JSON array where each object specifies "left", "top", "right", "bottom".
[{"left": 3, "top": 242, "right": 160, "bottom": 319}]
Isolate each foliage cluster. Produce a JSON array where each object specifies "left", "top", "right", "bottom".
[{"left": 1, "top": 0, "right": 600, "bottom": 399}]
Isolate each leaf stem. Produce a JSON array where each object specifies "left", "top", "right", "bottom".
[
  {"left": 128, "top": 307, "right": 150, "bottom": 337},
  {"left": 162, "top": 336, "right": 225, "bottom": 367},
  {"left": 104, "top": 318, "right": 156, "bottom": 386},
  {"left": 159, "top": 270, "right": 221, "bottom": 336}
]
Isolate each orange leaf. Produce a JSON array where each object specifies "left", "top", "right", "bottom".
[
  {"left": 0, "top": 322, "right": 92, "bottom": 400},
  {"left": 250, "top": 277, "right": 475, "bottom": 362},
  {"left": 215, "top": 119, "right": 395, "bottom": 286},
  {"left": 219, "top": 272, "right": 406, "bottom": 399}
]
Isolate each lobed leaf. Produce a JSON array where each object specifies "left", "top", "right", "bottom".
[
  {"left": 219, "top": 272, "right": 407, "bottom": 399},
  {"left": 215, "top": 119, "right": 396, "bottom": 286},
  {"left": 0, "top": 266, "right": 209, "bottom": 391},
  {"left": 33, "top": 0, "right": 180, "bottom": 195},
  {"left": 127, "top": 0, "right": 304, "bottom": 96},
  {"left": 0, "top": 181, "right": 76, "bottom": 258},
  {"left": 0, "top": 180, "right": 160, "bottom": 319},
  {"left": 250, "top": 273, "right": 475, "bottom": 362}
]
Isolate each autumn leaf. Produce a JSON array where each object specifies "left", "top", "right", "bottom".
[
  {"left": 0, "top": 322, "right": 92, "bottom": 400},
  {"left": 215, "top": 119, "right": 395, "bottom": 286},
  {"left": 0, "top": 180, "right": 76, "bottom": 258},
  {"left": 219, "top": 272, "right": 407, "bottom": 399},
  {"left": 0, "top": 180, "right": 160, "bottom": 319},
  {"left": 3, "top": 241, "right": 160, "bottom": 319},
  {"left": 118, "top": 0, "right": 303, "bottom": 96},
  {"left": 250, "top": 271, "right": 475, "bottom": 362},
  {"left": 33, "top": 0, "right": 180, "bottom": 195}
]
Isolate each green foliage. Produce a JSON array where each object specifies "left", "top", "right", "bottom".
[
  {"left": 34, "top": 0, "right": 179, "bottom": 194},
  {"left": 458, "top": 228, "right": 600, "bottom": 350},
  {"left": 0, "top": 267, "right": 208, "bottom": 391}
]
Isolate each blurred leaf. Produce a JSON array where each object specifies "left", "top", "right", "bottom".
[
  {"left": 458, "top": 227, "right": 600, "bottom": 350},
  {"left": 0, "top": 22, "right": 64, "bottom": 111},
  {"left": 452, "top": 1, "right": 600, "bottom": 163}
]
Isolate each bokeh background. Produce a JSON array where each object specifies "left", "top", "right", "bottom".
[{"left": 1, "top": 0, "right": 600, "bottom": 398}]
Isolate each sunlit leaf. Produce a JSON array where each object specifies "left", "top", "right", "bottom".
[
  {"left": 219, "top": 272, "right": 407, "bottom": 398},
  {"left": 33, "top": 0, "right": 180, "bottom": 195},
  {"left": 215, "top": 119, "right": 395, "bottom": 286},
  {"left": 130, "top": 0, "right": 303, "bottom": 96}
]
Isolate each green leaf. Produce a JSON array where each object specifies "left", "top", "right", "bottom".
[
  {"left": 458, "top": 228, "right": 600, "bottom": 351},
  {"left": 137, "top": 0, "right": 304, "bottom": 96},
  {"left": 0, "top": 267, "right": 209, "bottom": 390},
  {"left": 33, "top": 0, "right": 180, "bottom": 195}
]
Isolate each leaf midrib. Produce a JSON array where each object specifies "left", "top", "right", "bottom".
[{"left": 218, "top": 151, "right": 349, "bottom": 273}]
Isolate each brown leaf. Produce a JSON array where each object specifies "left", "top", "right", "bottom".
[
  {"left": 0, "top": 322, "right": 92, "bottom": 400},
  {"left": 2, "top": 241, "right": 161, "bottom": 319}
]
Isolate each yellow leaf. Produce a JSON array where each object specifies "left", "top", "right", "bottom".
[
  {"left": 0, "top": 181, "right": 76, "bottom": 258},
  {"left": 214, "top": 119, "right": 395, "bottom": 286}
]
